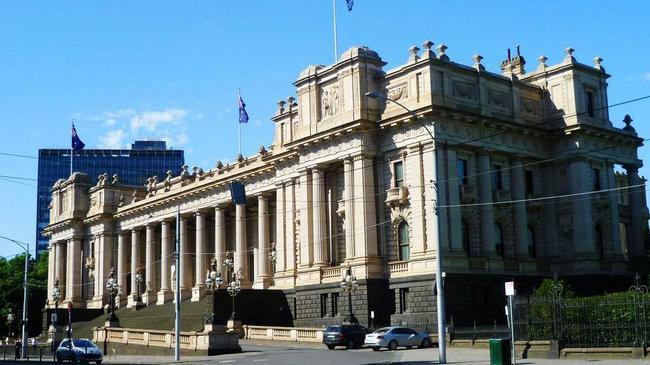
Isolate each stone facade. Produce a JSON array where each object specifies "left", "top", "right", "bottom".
[{"left": 44, "top": 42, "right": 648, "bottom": 327}]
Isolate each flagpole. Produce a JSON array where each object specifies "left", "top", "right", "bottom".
[
  {"left": 70, "top": 120, "right": 73, "bottom": 178},
  {"left": 237, "top": 88, "right": 242, "bottom": 156},
  {"left": 332, "top": 0, "right": 338, "bottom": 62}
]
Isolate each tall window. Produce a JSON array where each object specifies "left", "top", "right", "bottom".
[
  {"left": 462, "top": 219, "right": 471, "bottom": 255},
  {"left": 398, "top": 221, "right": 410, "bottom": 261},
  {"left": 394, "top": 161, "right": 404, "bottom": 188},
  {"left": 399, "top": 288, "right": 409, "bottom": 313},
  {"left": 457, "top": 159, "right": 468, "bottom": 186},
  {"left": 586, "top": 90, "right": 595, "bottom": 117},
  {"left": 527, "top": 226, "right": 536, "bottom": 258},
  {"left": 492, "top": 165, "right": 503, "bottom": 190},
  {"left": 619, "top": 223, "right": 629, "bottom": 259},
  {"left": 593, "top": 168, "right": 601, "bottom": 191},
  {"left": 320, "top": 293, "right": 328, "bottom": 317},
  {"left": 331, "top": 292, "right": 339, "bottom": 316},
  {"left": 494, "top": 223, "right": 504, "bottom": 257},
  {"left": 525, "top": 170, "right": 534, "bottom": 195},
  {"left": 595, "top": 223, "right": 605, "bottom": 259}
]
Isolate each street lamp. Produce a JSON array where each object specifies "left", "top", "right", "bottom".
[
  {"left": 7, "top": 313, "right": 14, "bottom": 340},
  {"left": 340, "top": 267, "right": 359, "bottom": 324},
  {"left": 0, "top": 235, "right": 30, "bottom": 358},
  {"left": 51, "top": 279, "right": 62, "bottom": 351},
  {"left": 226, "top": 271, "right": 242, "bottom": 320},
  {"left": 105, "top": 267, "right": 120, "bottom": 326},
  {"left": 205, "top": 258, "right": 224, "bottom": 325},
  {"left": 365, "top": 90, "right": 447, "bottom": 363}
]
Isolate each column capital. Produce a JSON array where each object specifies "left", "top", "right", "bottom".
[{"left": 623, "top": 164, "right": 641, "bottom": 173}]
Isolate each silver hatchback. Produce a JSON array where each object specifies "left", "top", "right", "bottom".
[{"left": 364, "top": 326, "right": 431, "bottom": 351}]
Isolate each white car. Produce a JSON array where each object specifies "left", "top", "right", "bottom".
[
  {"left": 364, "top": 326, "right": 431, "bottom": 351},
  {"left": 55, "top": 338, "right": 103, "bottom": 364}
]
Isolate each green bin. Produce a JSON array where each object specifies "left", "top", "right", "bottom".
[{"left": 488, "top": 338, "right": 512, "bottom": 365}]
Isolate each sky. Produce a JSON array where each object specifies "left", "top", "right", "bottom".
[{"left": 1, "top": 1, "right": 649, "bottom": 259}]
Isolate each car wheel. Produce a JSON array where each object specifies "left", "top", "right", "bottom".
[
  {"left": 346, "top": 339, "right": 355, "bottom": 349},
  {"left": 326, "top": 344, "right": 335, "bottom": 350},
  {"left": 420, "top": 338, "right": 431, "bottom": 348},
  {"left": 372, "top": 347, "right": 380, "bottom": 351},
  {"left": 388, "top": 340, "right": 398, "bottom": 351}
]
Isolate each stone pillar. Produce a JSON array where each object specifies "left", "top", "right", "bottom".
[
  {"left": 158, "top": 220, "right": 172, "bottom": 304},
  {"left": 478, "top": 153, "right": 496, "bottom": 255},
  {"left": 446, "top": 148, "right": 462, "bottom": 252},
  {"left": 542, "top": 165, "right": 559, "bottom": 258},
  {"left": 607, "top": 166, "right": 623, "bottom": 257},
  {"left": 285, "top": 180, "right": 296, "bottom": 271},
  {"left": 95, "top": 233, "right": 112, "bottom": 306},
  {"left": 352, "top": 155, "right": 378, "bottom": 258},
  {"left": 299, "top": 170, "right": 313, "bottom": 267},
  {"left": 626, "top": 165, "right": 645, "bottom": 257},
  {"left": 116, "top": 232, "right": 127, "bottom": 306},
  {"left": 511, "top": 159, "right": 529, "bottom": 257},
  {"left": 255, "top": 195, "right": 271, "bottom": 288},
  {"left": 65, "top": 237, "right": 82, "bottom": 304},
  {"left": 214, "top": 206, "right": 226, "bottom": 276},
  {"left": 408, "top": 144, "right": 426, "bottom": 254},
  {"left": 312, "top": 168, "right": 327, "bottom": 266},
  {"left": 56, "top": 241, "right": 66, "bottom": 300},
  {"left": 47, "top": 244, "right": 55, "bottom": 305},
  {"left": 143, "top": 224, "right": 157, "bottom": 305},
  {"left": 128, "top": 229, "right": 142, "bottom": 307},
  {"left": 570, "top": 159, "right": 594, "bottom": 256},
  {"left": 343, "top": 159, "right": 355, "bottom": 260},
  {"left": 275, "top": 184, "right": 286, "bottom": 273},
  {"left": 192, "top": 211, "right": 206, "bottom": 301},
  {"left": 235, "top": 203, "right": 249, "bottom": 285},
  {"left": 179, "top": 216, "right": 191, "bottom": 299}
]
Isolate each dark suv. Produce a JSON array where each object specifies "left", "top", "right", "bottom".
[{"left": 323, "top": 324, "right": 369, "bottom": 349}]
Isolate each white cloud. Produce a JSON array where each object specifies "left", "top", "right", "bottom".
[
  {"left": 105, "top": 119, "right": 117, "bottom": 126},
  {"left": 160, "top": 133, "right": 189, "bottom": 148},
  {"left": 644, "top": 72, "right": 650, "bottom": 81},
  {"left": 98, "top": 129, "right": 126, "bottom": 149},
  {"left": 131, "top": 108, "right": 188, "bottom": 131}
]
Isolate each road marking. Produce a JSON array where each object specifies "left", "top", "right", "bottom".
[
  {"left": 219, "top": 361, "right": 235, "bottom": 363},
  {"left": 252, "top": 359, "right": 268, "bottom": 362}
]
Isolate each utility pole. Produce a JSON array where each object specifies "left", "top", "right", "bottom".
[
  {"left": 21, "top": 242, "right": 29, "bottom": 359},
  {"left": 174, "top": 207, "right": 181, "bottom": 361}
]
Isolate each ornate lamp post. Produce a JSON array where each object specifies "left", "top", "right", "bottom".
[
  {"left": 340, "top": 267, "right": 359, "bottom": 324},
  {"left": 105, "top": 267, "right": 120, "bottom": 326},
  {"left": 7, "top": 313, "right": 14, "bottom": 341},
  {"left": 50, "top": 279, "right": 62, "bottom": 350},
  {"left": 223, "top": 251, "right": 234, "bottom": 275},
  {"left": 269, "top": 243, "right": 277, "bottom": 275},
  {"left": 205, "top": 258, "right": 223, "bottom": 325},
  {"left": 134, "top": 267, "right": 144, "bottom": 309},
  {"left": 226, "top": 271, "right": 242, "bottom": 320}
]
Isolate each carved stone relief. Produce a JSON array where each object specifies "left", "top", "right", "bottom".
[
  {"left": 452, "top": 80, "right": 478, "bottom": 101},
  {"left": 488, "top": 89, "right": 509, "bottom": 109},
  {"left": 321, "top": 84, "right": 342, "bottom": 118},
  {"left": 520, "top": 97, "right": 540, "bottom": 115},
  {"left": 387, "top": 83, "right": 408, "bottom": 102}
]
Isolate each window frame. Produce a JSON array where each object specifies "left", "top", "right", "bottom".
[
  {"left": 397, "top": 221, "right": 410, "bottom": 261},
  {"left": 393, "top": 160, "right": 404, "bottom": 188},
  {"left": 494, "top": 222, "right": 505, "bottom": 257},
  {"left": 457, "top": 158, "right": 468, "bottom": 186}
]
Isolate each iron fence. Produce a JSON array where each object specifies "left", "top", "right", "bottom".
[{"left": 0, "top": 344, "right": 54, "bottom": 362}]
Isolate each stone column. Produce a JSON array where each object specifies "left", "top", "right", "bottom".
[
  {"left": 352, "top": 155, "right": 378, "bottom": 258},
  {"left": 607, "top": 165, "right": 623, "bottom": 257},
  {"left": 408, "top": 145, "right": 426, "bottom": 254},
  {"left": 143, "top": 224, "right": 157, "bottom": 305},
  {"left": 47, "top": 244, "right": 55, "bottom": 305},
  {"left": 128, "top": 229, "right": 142, "bottom": 307},
  {"left": 255, "top": 195, "right": 271, "bottom": 288},
  {"left": 299, "top": 170, "right": 313, "bottom": 267},
  {"left": 312, "top": 168, "right": 327, "bottom": 266},
  {"left": 478, "top": 153, "right": 496, "bottom": 255},
  {"left": 285, "top": 180, "right": 296, "bottom": 271},
  {"left": 56, "top": 241, "right": 66, "bottom": 300},
  {"left": 117, "top": 232, "right": 127, "bottom": 305},
  {"left": 570, "top": 159, "right": 594, "bottom": 256},
  {"left": 192, "top": 211, "right": 206, "bottom": 301},
  {"left": 157, "top": 220, "right": 172, "bottom": 304},
  {"left": 214, "top": 206, "right": 226, "bottom": 276},
  {"left": 446, "top": 148, "right": 462, "bottom": 251},
  {"left": 95, "top": 233, "right": 112, "bottom": 306},
  {"left": 343, "top": 159, "right": 355, "bottom": 260},
  {"left": 275, "top": 184, "right": 286, "bottom": 273},
  {"left": 542, "top": 165, "right": 559, "bottom": 258},
  {"left": 511, "top": 159, "right": 529, "bottom": 257},
  {"left": 179, "top": 216, "right": 191, "bottom": 299},
  {"left": 235, "top": 203, "right": 249, "bottom": 285},
  {"left": 626, "top": 165, "right": 645, "bottom": 257},
  {"left": 65, "top": 237, "right": 82, "bottom": 304}
]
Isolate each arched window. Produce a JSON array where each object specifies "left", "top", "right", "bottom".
[
  {"left": 494, "top": 223, "right": 504, "bottom": 257},
  {"left": 398, "top": 221, "right": 410, "bottom": 261},
  {"left": 594, "top": 223, "right": 605, "bottom": 259},
  {"left": 527, "top": 226, "right": 536, "bottom": 258},
  {"left": 462, "top": 220, "right": 471, "bottom": 256}
]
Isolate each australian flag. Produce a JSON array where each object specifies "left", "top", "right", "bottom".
[
  {"left": 346, "top": 0, "right": 353, "bottom": 11},
  {"left": 238, "top": 95, "right": 249, "bottom": 124},
  {"left": 71, "top": 123, "right": 85, "bottom": 151}
]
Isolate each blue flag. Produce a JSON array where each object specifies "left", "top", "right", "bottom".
[
  {"left": 230, "top": 181, "right": 246, "bottom": 205},
  {"left": 346, "top": 0, "right": 353, "bottom": 11},
  {"left": 71, "top": 123, "right": 85, "bottom": 151},
  {"left": 238, "top": 95, "right": 249, "bottom": 124}
]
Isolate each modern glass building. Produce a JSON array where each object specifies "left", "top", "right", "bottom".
[{"left": 35, "top": 140, "right": 184, "bottom": 256}]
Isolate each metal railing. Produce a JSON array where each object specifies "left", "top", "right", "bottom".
[{"left": 1, "top": 344, "right": 54, "bottom": 362}]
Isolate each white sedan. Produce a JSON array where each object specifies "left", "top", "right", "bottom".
[{"left": 364, "top": 326, "right": 432, "bottom": 351}]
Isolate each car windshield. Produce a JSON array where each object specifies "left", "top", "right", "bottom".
[
  {"left": 325, "top": 326, "right": 341, "bottom": 333},
  {"left": 373, "top": 327, "right": 390, "bottom": 334},
  {"left": 73, "top": 340, "right": 95, "bottom": 348}
]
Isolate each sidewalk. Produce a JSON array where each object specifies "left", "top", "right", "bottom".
[{"left": 397, "top": 347, "right": 648, "bottom": 364}]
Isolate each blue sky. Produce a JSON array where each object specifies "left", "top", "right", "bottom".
[{"left": 1, "top": 1, "right": 649, "bottom": 258}]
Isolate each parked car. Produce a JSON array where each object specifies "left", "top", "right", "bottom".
[
  {"left": 323, "top": 324, "right": 370, "bottom": 349},
  {"left": 364, "top": 326, "right": 431, "bottom": 351},
  {"left": 55, "top": 338, "right": 103, "bottom": 364}
]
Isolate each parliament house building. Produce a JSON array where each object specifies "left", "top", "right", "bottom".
[{"left": 44, "top": 42, "right": 648, "bottom": 327}]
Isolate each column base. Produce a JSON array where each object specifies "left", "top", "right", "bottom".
[
  {"left": 174, "top": 288, "right": 192, "bottom": 303},
  {"left": 141, "top": 291, "right": 156, "bottom": 305},
  {"left": 86, "top": 295, "right": 105, "bottom": 309},
  {"left": 126, "top": 294, "right": 144, "bottom": 309},
  {"left": 191, "top": 285, "right": 206, "bottom": 302},
  {"left": 156, "top": 289, "right": 173, "bottom": 305},
  {"left": 252, "top": 276, "right": 271, "bottom": 289}
]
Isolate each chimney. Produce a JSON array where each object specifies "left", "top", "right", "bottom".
[{"left": 501, "top": 46, "right": 526, "bottom": 78}]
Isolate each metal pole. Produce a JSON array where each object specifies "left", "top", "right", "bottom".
[
  {"left": 174, "top": 208, "right": 181, "bottom": 361},
  {"left": 332, "top": 0, "right": 338, "bottom": 62},
  {"left": 21, "top": 244, "right": 29, "bottom": 358},
  {"left": 509, "top": 295, "right": 516, "bottom": 365}
]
